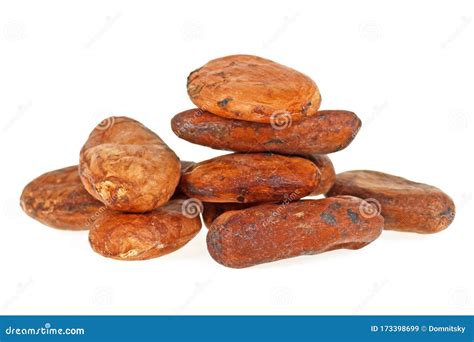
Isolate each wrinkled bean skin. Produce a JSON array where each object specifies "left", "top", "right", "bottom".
[
  {"left": 180, "top": 153, "right": 320, "bottom": 203},
  {"left": 171, "top": 109, "right": 361, "bottom": 155},
  {"left": 207, "top": 196, "right": 384, "bottom": 268},
  {"left": 327, "top": 170, "right": 455, "bottom": 234},
  {"left": 187, "top": 55, "right": 321, "bottom": 123},
  {"left": 305, "top": 154, "right": 336, "bottom": 196},
  {"left": 89, "top": 199, "right": 201, "bottom": 260},
  {"left": 80, "top": 116, "right": 181, "bottom": 213},
  {"left": 20, "top": 166, "right": 104, "bottom": 230}
]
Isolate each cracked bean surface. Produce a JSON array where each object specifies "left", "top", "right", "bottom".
[{"left": 79, "top": 116, "right": 181, "bottom": 212}]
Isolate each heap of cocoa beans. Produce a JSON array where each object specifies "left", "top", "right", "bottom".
[{"left": 20, "top": 55, "right": 455, "bottom": 268}]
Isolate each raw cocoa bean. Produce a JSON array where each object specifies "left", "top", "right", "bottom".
[
  {"left": 187, "top": 55, "right": 321, "bottom": 123},
  {"left": 171, "top": 109, "right": 361, "bottom": 154},
  {"left": 180, "top": 153, "right": 320, "bottom": 203},
  {"left": 326, "top": 170, "right": 455, "bottom": 233},
  {"left": 306, "top": 154, "right": 336, "bottom": 196},
  {"left": 207, "top": 196, "right": 384, "bottom": 268},
  {"left": 79, "top": 116, "right": 181, "bottom": 212},
  {"left": 20, "top": 166, "right": 104, "bottom": 230},
  {"left": 89, "top": 199, "right": 201, "bottom": 260}
]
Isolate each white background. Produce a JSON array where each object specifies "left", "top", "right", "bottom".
[{"left": 1, "top": 0, "right": 473, "bottom": 315}]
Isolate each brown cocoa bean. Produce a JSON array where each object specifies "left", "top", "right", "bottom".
[
  {"left": 89, "top": 199, "right": 201, "bottom": 260},
  {"left": 207, "top": 196, "right": 384, "bottom": 268},
  {"left": 187, "top": 55, "right": 321, "bottom": 123},
  {"left": 79, "top": 116, "right": 181, "bottom": 213},
  {"left": 326, "top": 170, "right": 455, "bottom": 233},
  {"left": 20, "top": 166, "right": 104, "bottom": 230},
  {"left": 171, "top": 109, "right": 361, "bottom": 154},
  {"left": 306, "top": 154, "right": 336, "bottom": 196},
  {"left": 180, "top": 153, "right": 320, "bottom": 203}
]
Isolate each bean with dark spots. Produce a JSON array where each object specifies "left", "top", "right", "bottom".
[
  {"left": 180, "top": 153, "right": 320, "bottom": 203},
  {"left": 347, "top": 208, "right": 361, "bottom": 224},
  {"left": 186, "top": 55, "right": 321, "bottom": 123},
  {"left": 171, "top": 109, "right": 361, "bottom": 155},
  {"left": 207, "top": 196, "right": 384, "bottom": 268},
  {"left": 327, "top": 170, "right": 455, "bottom": 234},
  {"left": 217, "top": 98, "right": 232, "bottom": 108},
  {"left": 320, "top": 212, "right": 337, "bottom": 226}
]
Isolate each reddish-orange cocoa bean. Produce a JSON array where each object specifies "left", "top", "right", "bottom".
[
  {"left": 171, "top": 109, "right": 361, "bottom": 154},
  {"left": 89, "top": 199, "right": 201, "bottom": 261},
  {"left": 305, "top": 154, "right": 336, "bottom": 196},
  {"left": 207, "top": 196, "right": 384, "bottom": 268},
  {"left": 326, "top": 170, "right": 455, "bottom": 234},
  {"left": 180, "top": 153, "right": 320, "bottom": 203},
  {"left": 187, "top": 55, "right": 321, "bottom": 123},
  {"left": 20, "top": 166, "right": 104, "bottom": 230}
]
